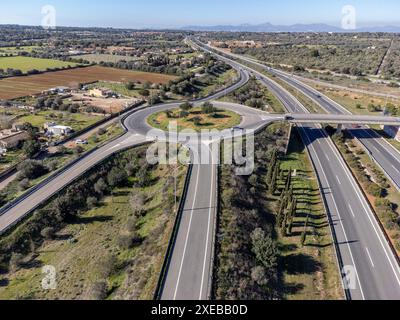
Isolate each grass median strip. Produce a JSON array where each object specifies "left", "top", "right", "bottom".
[{"left": 215, "top": 124, "right": 343, "bottom": 300}]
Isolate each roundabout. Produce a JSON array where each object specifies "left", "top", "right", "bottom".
[
  {"left": 123, "top": 100, "right": 280, "bottom": 143},
  {"left": 147, "top": 105, "right": 242, "bottom": 132}
]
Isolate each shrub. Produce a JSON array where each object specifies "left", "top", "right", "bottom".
[
  {"left": 179, "top": 102, "right": 193, "bottom": 112},
  {"left": 17, "top": 160, "right": 48, "bottom": 181},
  {"left": 125, "top": 82, "right": 135, "bottom": 90},
  {"left": 9, "top": 253, "right": 24, "bottom": 272},
  {"left": 201, "top": 102, "right": 216, "bottom": 114},
  {"left": 94, "top": 178, "right": 108, "bottom": 196},
  {"left": 87, "top": 280, "right": 108, "bottom": 300},
  {"left": 40, "top": 227, "right": 55, "bottom": 240},
  {"left": 98, "top": 128, "right": 107, "bottom": 136},
  {"left": 18, "top": 178, "right": 30, "bottom": 191},
  {"left": 86, "top": 196, "right": 98, "bottom": 209},
  {"left": 367, "top": 183, "right": 383, "bottom": 198},
  {"left": 22, "top": 139, "right": 41, "bottom": 158},
  {"left": 250, "top": 228, "right": 278, "bottom": 271},
  {"left": 107, "top": 168, "right": 128, "bottom": 188}
]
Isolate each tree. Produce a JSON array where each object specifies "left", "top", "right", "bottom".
[
  {"left": 191, "top": 116, "right": 201, "bottom": 126},
  {"left": 251, "top": 266, "right": 268, "bottom": 286},
  {"left": 87, "top": 280, "right": 108, "bottom": 300},
  {"left": 18, "top": 178, "right": 30, "bottom": 191},
  {"left": 286, "top": 197, "right": 297, "bottom": 236},
  {"left": 17, "top": 160, "right": 48, "bottom": 180},
  {"left": 269, "top": 162, "right": 279, "bottom": 195},
  {"left": 251, "top": 228, "right": 278, "bottom": 271},
  {"left": 266, "top": 149, "right": 278, "bottom": 187},
  {"left": 94, "top": 178, "right": 108, "bottom": 196},
  {"left": 125, "top": 82, "right": 135, "bottom": 90},
  {"left": 74, "top": 145, "right": 85, "bottom": 156},
  {"left": 86, "top": 196, "right": 98, "bottom": 209},
  {"left": 22, "top": 139, "right": 41, "bottom": 158},
  {"left": 143, "top": 81, "right": 151, "bottom": 90},
  {"left": 148, "top": 94, "right": 161, "bottom": 106},
  {"left": 41, "top": 227, "right": 55, "bottom": 240},
  {"left": 138, "top": 89, "right": 150, "bottom": 97},
  {"left": 179, "top": 102, "right": 193, "bottom": 112},
  {"left": 9, "top": 253, "right": 24, "bottom": 272},
  {"left": 201, "top": 102, "right": 216, "bottom": 114},
  {"left": 301, "top": 215, "right": 310, "bottom": 247},
  {"left": 107, "top": 168, "right": 128, "bottom": 188}
]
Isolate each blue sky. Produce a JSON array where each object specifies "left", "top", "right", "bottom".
[{"left": 1, "top": 0, "right": 399, "bottom": 28}]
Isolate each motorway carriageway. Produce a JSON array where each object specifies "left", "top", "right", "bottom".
[{"left": 193, "top": 39, "right": 400, "bottom": 300}]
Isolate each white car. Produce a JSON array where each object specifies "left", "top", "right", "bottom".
[{"left": 75, "top": 139, "right": 88, "bottom": 145}]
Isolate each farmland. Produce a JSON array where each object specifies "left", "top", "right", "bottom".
[
  {"left": 0, "top": 56, "right": 78, "bottom": 73},
  {"left": 76, "top": 54, "right": 141, "bottom": 63},
  {"left": 0, "top": 46, "right": 41, "bottom": 56},
  {"left": 0, "top": 66, "right": 177, "bottom": 100}
]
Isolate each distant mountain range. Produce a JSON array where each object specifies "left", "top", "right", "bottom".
[{"left": 181, "top": 22, "right": 400, "bottom": 33}]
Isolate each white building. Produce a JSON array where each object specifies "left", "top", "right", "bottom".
[{"left": 47, "top": 125, "right": 73, "bottom": 136}]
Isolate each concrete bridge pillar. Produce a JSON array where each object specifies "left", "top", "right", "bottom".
[{"left": 336, "top": 124, "right": 343, "bottom": 134}]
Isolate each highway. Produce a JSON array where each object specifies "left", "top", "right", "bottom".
[
  {"left": 125, "top": 99, "right": 278, "bottom": 300},
  {"left": 285, "top": 113, "right": 400, "bottom": 126},
  {"left": 270, "top": 68, "right": 400, "bottom": 192},
  {"left": 192, "top": 38, "right": 400, "bottom": 300},
  {"left": 2, "top": 37, "right": 400, "bottom": 300},
  {"left": 203, "top": 41, "right": 400, "bottom": 193},
  {"left": 0, "top": 62, "right": 267, "bottom": 301}
]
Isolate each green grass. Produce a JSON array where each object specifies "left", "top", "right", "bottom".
[
  {"left": 77, "top": 54, "right": 140, "bottom": 64},
  {"left": 89, "top": 81, "right": 156, "bottom": 99},
  {"left": 147, "top": 107, "right": 242, "bottom": 132},
  {"left": 0, "top": 46, "right": 40, "bottom": 56},
  {"left": 18, "top": 110, "right": 102, "bottom": 131},
  {"left": 0, "top": 56, "right": 78, "bottom": 73},
  {"left": 198, "top": 69, "right": 238, "bottom": 97}
]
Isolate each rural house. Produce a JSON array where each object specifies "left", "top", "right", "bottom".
[
  {"left": 46, "top": 124, "right": 73, "bottom": 136},
  {"left": 0, "top": 130, "right": 30, "bottom": 149},
  {"left": 89, "top": 88, "right": 115, "bottom": 98}
]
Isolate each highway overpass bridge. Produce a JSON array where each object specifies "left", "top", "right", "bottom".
[{"left": 279, "top": 113, "right": 400, "bottom": 126}]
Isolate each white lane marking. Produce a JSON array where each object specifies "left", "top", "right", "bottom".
[
  {"left": 392, "top": 165, "right": 400, "bottom": 174},
  {"left": 322, "top": 128, "right": 400, "bottom": 288},
  {"left": 301, "top": 127, "right": 365, "bottom": 299},
  {"left": 336, "top": 175, "right": 342, "bottom": 185},
  {"left": 348, "top": 205, "right": 356, "bottom": 218},
  {"left": 173, "top": 165, "right": 201, "bottom": 300},
  {"left": 362, "top": 128, "right": 400, "bottom": 163},
  {"left": 199, "top": 159, "right": 216, "bottom": 299},
  {"left": 366, "top": 248, "right": 375, "bottom": 268},
  {"left": 108, "top": 143, "right": 121, "bottom": 150}
]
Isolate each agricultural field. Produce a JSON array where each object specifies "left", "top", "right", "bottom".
[
  {"left": 76, "top": 54, "right": 141, "bottom": 64},
  {"left": 17, "top": 110, "right": 103, "bottom": 132},
  {"left": 208, "top": 33, "right": 394, "bottom": 77},
  {"left": 0, "top": 46, "right": 41, "bottom": 56},
  {"left": 0, "top": 66, "right": 177, "bottom": 100},
  {"left": 0, "top": 56, "right": 78, "bottom": 73}
]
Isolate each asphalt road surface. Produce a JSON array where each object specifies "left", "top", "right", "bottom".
[{"left": 193, "top": 39, "right": 400, "bottom": 300}]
